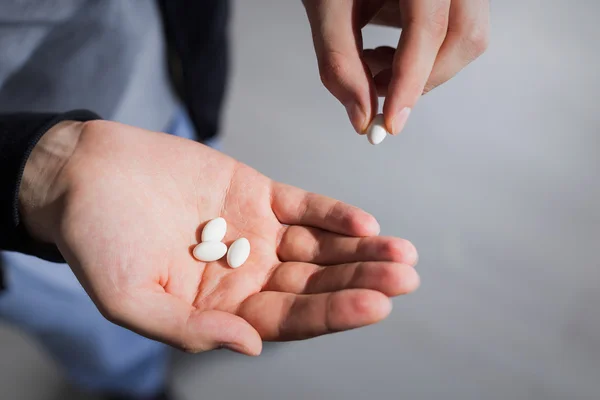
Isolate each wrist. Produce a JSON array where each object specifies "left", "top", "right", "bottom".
[{"left": 19, "top": 120, "right": 84, "bottom": 244}]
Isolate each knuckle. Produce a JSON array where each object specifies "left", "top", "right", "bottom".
[
  {"left": 276, "top": 226, "right": 294, "bottom": 260},
  {"left": 450, "top": 13, "right": 490, "bottom": 60},
  {"left": 463, "top": 23, "right": 490, "bottom": 57},
  {"left": 171, "top": 318, "right": 202, "bottom": 354},
  {"left": 428, "top": 5, "right": 450, "bottom": 38},
  {"left": 318, "top": 51, "right": 349, "bottom": 90},
  {"left": 406, "top": 4, "right": 450, "bottom": 40}
]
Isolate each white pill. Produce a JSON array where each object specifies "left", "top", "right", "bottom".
[
  {"left": 227, "top": 238, "right": 250, "bottom": 268},
  {"left": 366, "top": 114, "right": 388, "bottom": 145},
  {"left": 193, "top": 241, "right": 228, "bottom": 262},
  {"left": 201, "top": 217, "right": 227, "bottom": 242}
]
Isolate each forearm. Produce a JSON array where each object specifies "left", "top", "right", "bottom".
[{"left": 0, "top": 110, "right": 100, "bottom": 261}]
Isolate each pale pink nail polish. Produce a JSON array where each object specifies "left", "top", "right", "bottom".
[{"left": 391, "top": 107, "right": 411, "bottom": 135}]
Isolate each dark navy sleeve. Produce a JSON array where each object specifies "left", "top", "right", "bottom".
[{"left": 0, "top": 110, "right": 101, "bottom": 262}]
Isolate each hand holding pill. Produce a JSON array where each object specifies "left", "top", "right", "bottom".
[
  {"left": 366, "top": 114, "right": 388, "bottom": 145},
  {"left": 303, "top": 0, "right": 489, "bottom": 135},
  {"left": 24, "top": 120, "right": 419, "bottom": 356}
]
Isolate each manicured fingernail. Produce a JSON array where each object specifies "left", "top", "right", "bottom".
[
  {"left": 391, "top": 107, "right": 411, "bottom": 135},
  {"left": 346, "top": 102, "right": 367, "bottom": 134}
]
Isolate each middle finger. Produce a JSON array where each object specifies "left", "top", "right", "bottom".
[{"left": 277, "top": 225, "right": 418, "bottom": 265}]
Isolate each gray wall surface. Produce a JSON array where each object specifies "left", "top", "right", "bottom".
[{"left": 1, "top": 1, "right": 598, "bottom": 399}]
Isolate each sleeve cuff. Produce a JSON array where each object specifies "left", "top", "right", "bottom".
[{"left": 0, "top": 109, "right": 101, "bottom": 262}]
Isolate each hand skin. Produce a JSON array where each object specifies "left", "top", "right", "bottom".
[
  {"left": 18, "top": 120, "right": 420, "bottom": 356},
  {"left": 303, "top": 0, "right": 490, "bottom": 134}
]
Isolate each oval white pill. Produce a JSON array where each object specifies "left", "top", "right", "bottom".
[
  {"left": 366, "top": 114, "right": 388, "bottom": 145},
  {"left": 201, "top": 217, "right": 227, "bottom": 242},
  {"left": 193, "top": 241, "right": 227, "bottom": 262},
  {"left": 227, "top": 238, "right": 250, "bottom": 268}
]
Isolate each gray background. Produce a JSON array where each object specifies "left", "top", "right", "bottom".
[{"left": 1, "top": 1, "right": 599, "bottom": 399}]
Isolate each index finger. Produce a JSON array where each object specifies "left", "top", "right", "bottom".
[
  {"left": 272, "top": 182, "right": 380, "bottom": 237},
  {"left": 383, "top": 0, "right": 451, "bottom": 134},
  {"left": 303, "top": 0, "right": 378, "bottom": 133}
]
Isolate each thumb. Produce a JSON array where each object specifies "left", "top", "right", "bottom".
[
  {"left": 100, "top": 288, "right": 263, "bottom": 356},
  {"left": 303, "top": 0, "right": 377, "bottom": 133},
  {"left": 184, "top": 309, "right": 263, "bottom": 355}
]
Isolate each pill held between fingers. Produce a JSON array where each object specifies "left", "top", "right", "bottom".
[
  {"left": 193, "top": 241, "right": 228, "bottom": 262},
  {"left": 366, "top": 114, "right": 388, "bottom": 145},
  {"left": 201, "top": 217, "right": 227, "bottom": 242},
  {"left": 227, "top": 238, "right": 250, "bottom": 268}
]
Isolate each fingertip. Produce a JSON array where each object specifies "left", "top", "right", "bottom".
[
  {"left": 370, "top": 262, "right": 420, "bottom": 297},
  {"left": 407, "top": 268, "right": 421, "bottom": 294},
  {"left": 390, "top": 264, "right": 421, "bottom": 296},
  {"left": 382, "top": 105, "right": 411, "bottom": 135},
  {"left": 242, "top": 328, "right": 264, "bottom": 356},
  {"left": 224, "top": 333, "right": 263, "bottom": 356},
  {"left": 254, "top": 339, "right": 264, "bottom": 356},
  {"left": 364, "top": 214, "right": 381, "bottom": 236},
  {"left": 403, "top": 239, "right": 419, "bottom": 266},
  {"left": 349, "top": 290, "right": 392, "bottom": 324},
  {"left": 187, "top": 310, "right": 262, "bottom": 355},
  {"left": 384, "top": 295, "right": 393, "bottom": 315},
  {"left": 380, "top": 237, "right": 419, "bottom": 264},
  {"left": 382, "top": 102, "right": 395, "bottom": 135},
  {"left": 345, "top": 71, "right": 379, "bottom": 134},
  {"left": 345, "top": 101, "right": 368, "bottom": 134},
  {"left": 373, "top": 291, "right": 393, "bottom": 320},
  {"left": 222, "top": 340, "right": 262, "bottom": 356},
  {"left": 391, "top": 107, "right": 411, "bottom": 135},
  {"left": 347, "top": 209, "right": 380, "bottom": 237}
]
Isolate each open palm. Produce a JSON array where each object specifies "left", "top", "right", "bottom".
[{"left": 50, "top": 120, "right": 419, "bottom": 355}]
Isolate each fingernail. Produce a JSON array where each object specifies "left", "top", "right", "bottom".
[
  {"left": 221, "top": 343, "right": 248, "bottom": 354},
  {"left": 369, "top": 217, "right": 381, "bottom": 236},
  {"left": 346, "top": 102, "right": 367, "bottom": 134},
  {"left": 391, "top": 107, "right": 411, "bottom": 135}
]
